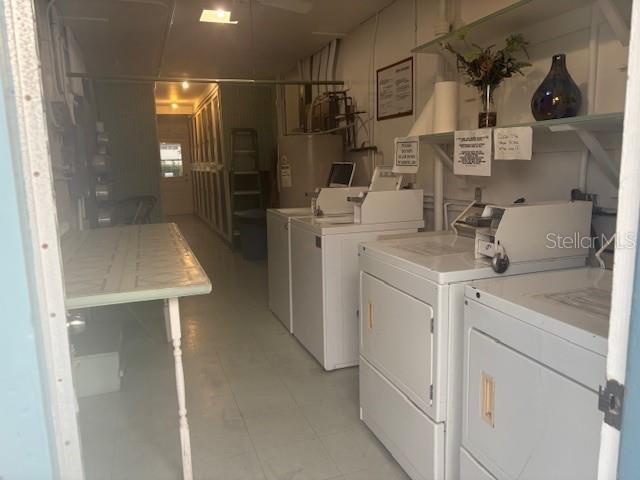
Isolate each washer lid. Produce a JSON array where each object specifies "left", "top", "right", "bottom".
[
  {"left": 267, "top": 207, "right": 312, "bottom": 219},
  {"left": 291, "top": 215, "right": 423, "bottom": 235},
  {"left": 360, "top": 232, "right": 586, "bottom": 284},
  {"left": 466, "top": 267, "right": 612, "bottom": 354}
]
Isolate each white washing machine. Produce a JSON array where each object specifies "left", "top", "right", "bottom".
[
  {"left": 267, "top": 186, "right": 369, "bottom": 333},
  {"left": 460, "top": 267, "right": 611, "bottom": 480},
  {"left": 358, "top": 231, "right": 589, "bottom": 480},
  {"left": 267, "top": 207, "right": 312, "bottom": 332},
  {"left": 290, "top": 211, "right": 424, "bottom": 371}
]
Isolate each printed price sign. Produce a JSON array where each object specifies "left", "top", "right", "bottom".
[
  {"left": 279, "top": 164, "right": 292, "bottom": 188},
  {"left": 454, "top": 129, "right": 492, "bottom": 176},
  {"left": 393, "top": 136, "right": 419, "bottom": 174}
]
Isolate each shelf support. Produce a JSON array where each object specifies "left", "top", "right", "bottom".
[
  {"left": 597, "top": 0, "right": 630, "bottom": 46},
  {"left": 431, "top": 144, "right": 454, "bottom": 171},
  {"left": 434, "top": 51, "right": 458, "bottom": 74},
  {"left": 548, "top": 124, "right": 619, "bottom": 188},
  {"left": 574, "top": 128, "right": 619, "bottom": 189}
]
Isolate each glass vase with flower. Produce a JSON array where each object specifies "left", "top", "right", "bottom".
[{"left": 442, "top": 33, "right": 530, "bottom": 128}]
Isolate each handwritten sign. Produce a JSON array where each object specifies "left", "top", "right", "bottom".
[
  {"left": 454, "top": 129, "right": 492, "bottom": 176},
  {"left": 377, "top": 57, "right": 413, "bottom": 120},
  {"left": 494, "top": 127, "right": 533, "bottom": 160},
  {"left": 393, "top": 136, "right": 419, "bottom": 174}
]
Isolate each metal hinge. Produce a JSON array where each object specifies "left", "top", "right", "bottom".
[
  {"left": 315, "top": 236, "right": 322, "bottom": 248},
  {"left": 429, "top": 384, "right": 434, "bottom": 401},
  {"left": 598, "top": 379, "right": 624, "bottom": 430},
  {"left": 430, "top": 317, "right": 434, "bottom": 334}
]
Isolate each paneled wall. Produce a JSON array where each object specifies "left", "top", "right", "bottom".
[
  {"left": 94, "top": 81, "right": 164, "bottom": 222},
  {"left": 282, "top": 0, "right": 629, "bottom": 236},
  {"left": 190, "top": 86, "right": 231, "bottom": 241}
]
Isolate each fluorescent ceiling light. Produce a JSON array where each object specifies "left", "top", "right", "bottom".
[{"left": 200, "top": 9, "right": 238, "bottom": 24}]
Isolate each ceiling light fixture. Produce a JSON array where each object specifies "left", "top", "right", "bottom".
[
  {"left": 199, "top": 9, "right": 238, "bottom": 24},
  {"left": 171, "top": 103, "right": 179, "bottom": 109},
  {"left": 182, "top": 81, "right": 190, "bottom": 90}
]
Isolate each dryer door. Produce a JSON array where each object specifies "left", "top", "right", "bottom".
[
  {"left": 463, "top": 327, "right": 602, "bottom": 480},
  {"left": 361, "top": 272, "right": 435, "bottom": 418}
]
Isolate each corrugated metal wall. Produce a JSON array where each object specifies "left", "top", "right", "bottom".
[
  {"left": 94, "top": 81, "right": 163, "bottom": 221},
  {"left": 219, "top": 85, "right": 276, "bottom": 171}
]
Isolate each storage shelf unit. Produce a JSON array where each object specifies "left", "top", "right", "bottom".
[{"left": 230, "top": 128, "right": 263, "bottom": 240}]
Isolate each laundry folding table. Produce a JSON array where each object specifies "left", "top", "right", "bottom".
[{"left": 62, "top": 223, "right": 211, "bottom": 480}]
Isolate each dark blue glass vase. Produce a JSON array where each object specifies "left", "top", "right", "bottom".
[{"left": 531, "top": 54, "right": 582, "bottom": 121}]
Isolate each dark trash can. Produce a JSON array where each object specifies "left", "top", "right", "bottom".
[{"left": 234, "top": 209, "right": 267, "bottom": 260}]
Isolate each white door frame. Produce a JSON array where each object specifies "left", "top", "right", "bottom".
[
  {"left": 1, "top": 0, "right": 83, "bottom": 478},
  {"left": 597, "top": 0, "right": 640, "bottom": 478}
]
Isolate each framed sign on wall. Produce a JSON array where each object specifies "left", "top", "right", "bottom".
[{"left": 376, "top": 57, "right": 414, "bottom": 121}]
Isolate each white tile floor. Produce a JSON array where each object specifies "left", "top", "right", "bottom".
[{"left": 78, "top": 215, "right": 410, "bottom": 480}]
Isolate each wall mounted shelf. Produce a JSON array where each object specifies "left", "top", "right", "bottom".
[
  {"left": 413, "top": 0, "right": 589, "bottom": 55},
  {"left": 420, "top": 112, "right": 623, "bottom": 188},
  {"left": 418, "top": 112, "right": 623, "bottom": 144},
  {"left": 413, "top": 0, "right": 630, "bottom": 55}
]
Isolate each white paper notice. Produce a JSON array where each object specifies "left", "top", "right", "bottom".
[
  {"left": 494, "top": 127, "right": 533, "bottom": 160},
  {"left": 393, "top": 136, "right": 419, "bottom": 174},
  {"left": 279, "top": 164, "right": 292, "bottom": 188},
  {"left": 454, "top": 129, "right": 492, "bottom": 176}
]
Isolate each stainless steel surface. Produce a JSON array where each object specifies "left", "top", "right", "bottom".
[
  {"left": 95, "top": 183, "right": 113, "bottom": 203},
  {"left": 66, "top": 311, "right": 87, "bottom": 334},
  {"left": 92, "top": 153, "right": 111, "bottom": 174},
  {"left": 97, "top": 206, "right": 114, "bottom": 227}
]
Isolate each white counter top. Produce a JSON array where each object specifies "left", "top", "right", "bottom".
[{"left": 62, "top": 223, "right": 211, "bottom": 309}]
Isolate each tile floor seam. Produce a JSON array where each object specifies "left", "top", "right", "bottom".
[
  {"left": 316, "top": 436, "right": 343, "bottom": 479},
  {"left": 253, "top": 436, "right": 342, "bottom": 480},
  {"left": 220, "top": 345, "right": 276, "bottom": 480},
  {"left": 236, "top": 409, "right": 270, "bottom": 480}
]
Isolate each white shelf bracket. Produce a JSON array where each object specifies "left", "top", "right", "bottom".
[
  {"left": 431, "top": 144, "right": 454, "bottom": 171},
  {"left": 440, "top": 52, "right": 458, "bottom": 72},
  {"left": 573, "top": 127, "right": 620, "bottom": 189},
  {"left": 597, "top": 0, "right": 630, "bottom": 46}
]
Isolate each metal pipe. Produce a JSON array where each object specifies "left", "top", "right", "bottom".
[
  {"left": 434, "top": 0, "right": 450, "bottom": 36},
  {"left": 288, "top": 123, "right": 356, "bottom": 135},
  {"left": 434, "top": 157, "right": 444, "bottom": 231},
  {"left": 579, "top": 4, "right": 600, "bottom": 191},
  {"left": 66, "top": 72, "right": 345, "bottom": 86},
  {"left": 155, "top": 0, "right": 176, "bottom": 76}
]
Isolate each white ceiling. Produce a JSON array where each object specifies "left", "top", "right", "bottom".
[
  {"left": 154, "top": 81, "right": 209, "bottom": 107},
  {"left": 59, "top": 0, "right": 394, "bottom": 80}
]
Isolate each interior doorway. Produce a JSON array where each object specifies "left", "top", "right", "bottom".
[{"left": 157, "top": 114, "right": 194, "bottom": 216}]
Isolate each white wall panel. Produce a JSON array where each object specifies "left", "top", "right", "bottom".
[{"left": 282, "top": 0, "right": 628, "bottom": 232}]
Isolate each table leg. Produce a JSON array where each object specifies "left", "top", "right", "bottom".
[
  {"left": 167, "top": 297, "right": 193, "bottom": 480},
  {"left": 163, "top": 299, "right": 172, "bottom": 343}
]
